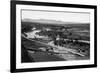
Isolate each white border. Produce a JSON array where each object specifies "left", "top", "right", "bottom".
[{"left": 16, "top": 4, "right": 94, "bottom": 69}]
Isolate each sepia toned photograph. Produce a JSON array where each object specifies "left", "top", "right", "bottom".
[{"left": 21, "top": 10, "right": 90, "bottom": 63}]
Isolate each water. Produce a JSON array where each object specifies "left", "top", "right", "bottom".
[{"left": 25, "top": 30, "right": 48, "bottom": 39}]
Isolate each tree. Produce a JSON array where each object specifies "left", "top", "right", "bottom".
[{"left": 22, "top": 24, "right": 33, "bottom": 33}]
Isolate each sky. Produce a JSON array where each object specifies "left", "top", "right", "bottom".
[{"left": 22, "top": 10, "right": 90, "bottom": 23}]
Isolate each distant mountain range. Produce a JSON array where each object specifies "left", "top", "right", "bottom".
[{"left": 22, "top": 19, "right": 89, "bottom": 25}]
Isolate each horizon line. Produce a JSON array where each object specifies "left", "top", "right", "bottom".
[{"left": 21, "top": 18, "right": 90, "bottom": 24}]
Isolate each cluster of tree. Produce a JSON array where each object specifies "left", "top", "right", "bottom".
[{"left": 21, "top": 22, "right": 33, "bottom": 33}]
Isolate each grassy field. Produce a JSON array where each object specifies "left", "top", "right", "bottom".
[
  {"left": 21, "top": 21, "right": 90, "bottom": 41},
  {"left": 21, "top": 20, "right": 90, "bottom": 62}
]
